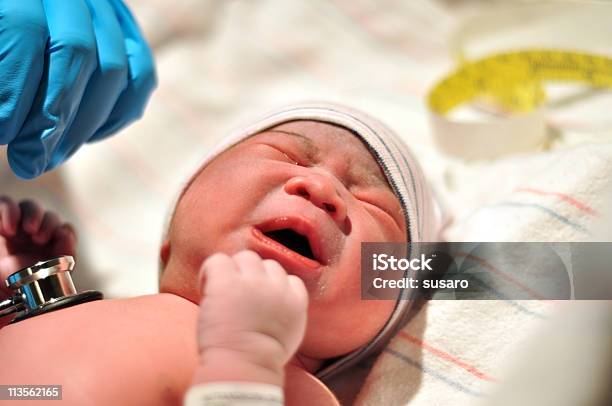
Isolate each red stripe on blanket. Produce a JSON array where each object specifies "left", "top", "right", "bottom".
[
  {"left": 515, "top": 187, "right": 599, "bottom": 216},
  {"left": 397, "top": 331, "right": 498, "bottom": 382}
]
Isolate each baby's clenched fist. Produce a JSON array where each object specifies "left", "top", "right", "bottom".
[
  {"left": 0, "top": 197, "right": 76, "bottom": 297},
  {"left": 194, "top": 250, "right": 308, "bottom": 386}
]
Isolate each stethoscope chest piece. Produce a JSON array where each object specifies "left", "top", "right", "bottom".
[{"left": 0, "top": 256, "right": 103, "bottom": 324}]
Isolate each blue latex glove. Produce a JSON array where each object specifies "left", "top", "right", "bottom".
[{"left": 0, "top": 0, "right": 157, "bottom": 179}]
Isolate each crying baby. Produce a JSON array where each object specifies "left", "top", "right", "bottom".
[{"left": 0, "top": 103, "right": 441, "bottom": 406}]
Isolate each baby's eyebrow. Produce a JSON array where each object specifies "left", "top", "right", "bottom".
[{"left": 266, "top": 130, "right": 319, "bottom": 160}]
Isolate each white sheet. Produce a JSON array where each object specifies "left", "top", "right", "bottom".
[{"left": 1, "top": 1, "right": 611, "bottom": 404}]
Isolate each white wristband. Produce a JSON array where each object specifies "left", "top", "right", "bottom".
[{"left": 184, "top": 382, "right": 284, "bottom": 406}]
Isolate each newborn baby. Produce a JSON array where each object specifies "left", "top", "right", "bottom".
[{"left": 0, "top": 103, "right": 440, "bottom": 405}]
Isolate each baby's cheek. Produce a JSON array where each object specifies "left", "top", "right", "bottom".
[
  {"left": 301, "top": 297, "right": 394, "bottom": 359},
  {"left": 298, "top": 224, "right": 400, "bottom": 357}
]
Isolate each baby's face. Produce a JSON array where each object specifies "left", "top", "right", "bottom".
[{"left": 160, "top": 120, "right": 406, "bottom": 360}]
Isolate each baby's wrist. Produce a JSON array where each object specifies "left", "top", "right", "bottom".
[
  {"left": 194, "top": 347, "right": 285, "bottom": 387},
  {"left": 199, "top": 330, "right": 289, "bottom": 370}
]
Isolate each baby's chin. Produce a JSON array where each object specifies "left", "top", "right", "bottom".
[{"left": 298, "top": 330, "right": 368, "bottom": 364}]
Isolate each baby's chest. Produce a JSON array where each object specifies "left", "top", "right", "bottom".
[{"left": 0, "top": 297, "right": 199, "bottom": 405}]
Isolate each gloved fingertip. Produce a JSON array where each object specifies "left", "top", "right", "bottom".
[{"left": 7, "top": 154, "right": 43, "bottom": 180}]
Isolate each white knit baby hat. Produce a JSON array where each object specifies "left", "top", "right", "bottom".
[{"left": 166, "top": 102, "right": 444, "bottom": 380}]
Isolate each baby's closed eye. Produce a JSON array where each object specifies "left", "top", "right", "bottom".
[
  {"left": 257, "top": 143, "right": 302, "bottom": 166},
  {"left": 352, "top": 190, "right": 403, "bottom": 229}
]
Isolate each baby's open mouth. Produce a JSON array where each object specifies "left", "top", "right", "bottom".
[
  {"left": 251, "top": 216, "right": 325, "bottom": 278},
  {"left": 262, "top": 229, "right": 316, "bottom": 261}
]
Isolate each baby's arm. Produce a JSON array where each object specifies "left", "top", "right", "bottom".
[
  {"left": 0, "top": 196, "right": 76, "bottom": 327},
  {"left": 186, "top": 251, "right": 308, "bottom": 403}
]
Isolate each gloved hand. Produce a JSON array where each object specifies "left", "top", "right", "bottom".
[{"left": 0, "top": 0, "right": 157, "bottom": 179}]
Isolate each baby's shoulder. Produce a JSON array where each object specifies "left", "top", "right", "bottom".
[
  {"left": 285, "top": 365, "right": 340, "bottom": 406},
  {"left": 0, "top": 293, "right": 199, "bottom": 405}
]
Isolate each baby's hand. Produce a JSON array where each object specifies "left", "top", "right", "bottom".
[
  {"left": 0, "top": 196, "right": 76, "bottom": 300},
  {"left": 194, "top": 250, "right": 308, "bottom": 386}
]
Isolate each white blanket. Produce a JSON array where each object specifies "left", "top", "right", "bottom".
[{"left": 1, "top": 1, "right": 611, "bottom": 404}]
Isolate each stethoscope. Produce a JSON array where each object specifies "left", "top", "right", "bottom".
[{"left": 0, "top": 256, "right": 103, "bottom": 324}]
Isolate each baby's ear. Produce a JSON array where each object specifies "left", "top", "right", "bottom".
[{"left": 160, "top": 240, "right": 171, "bottom": 268}]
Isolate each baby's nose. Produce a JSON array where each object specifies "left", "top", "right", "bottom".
[{"left": 284, "top": 175, "right": 347, "bottom": 224}]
